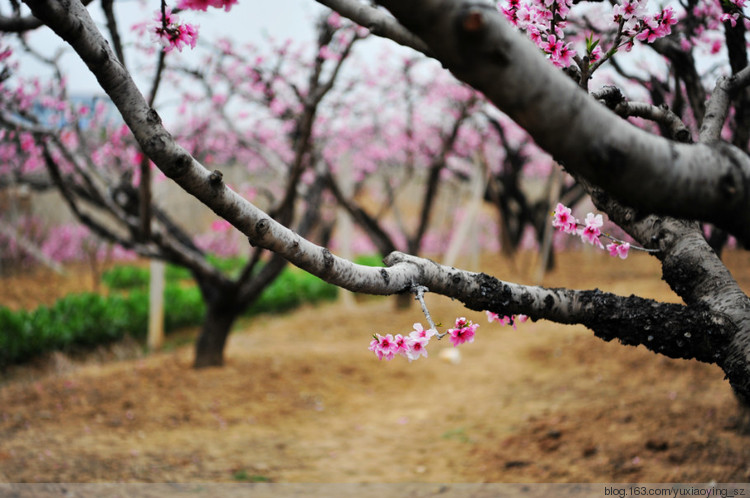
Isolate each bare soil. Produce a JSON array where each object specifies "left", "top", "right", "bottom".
[{"left": 2, "top": 250, "right": 750, "bottom": 483}]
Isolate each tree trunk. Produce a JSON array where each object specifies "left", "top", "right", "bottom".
[{"left": 193, "top": 301, "right": 239, "bottom": 368}]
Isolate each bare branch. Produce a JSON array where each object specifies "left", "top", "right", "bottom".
[
  {"left": 100, "top": 0, "right": 126, "bottom": 67},
  {"left": 0, "top": 0, "right": 93, "bottom": 33},
  {"left": 649, "top": 37, "right": 706, "bottom": 125},
  {"left": 0, "top": 12, "right": 43, "bottom": 32},
  {"left": 700, "top": 66, "right": 750, "bottom": 143},
  {"left": 614, "top": 101, "right": 692, "bottom": 143}
]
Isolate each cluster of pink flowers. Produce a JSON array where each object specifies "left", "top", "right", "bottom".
[
  {"left": 369, "top": 313, "right": 531, "bottom": 361},
  {"left": 486, "top": 311, "right": 529, "bottom": 329},
  {"left": 500, "top": 0, "right": 577, "bottom": 67},
  {"left": 150, "top": 9, "right": 199, "bottom": 53},
  {"left": 369, "top": 322, "right": 437, "bottom": 362},
  {"left": 718, "top": 0, "right": 747, "bottom": 27},
  {"left": 614, "top": 0, "right": 678, "bottom": 47},
  {"left": 552, "top": 203, "right": 631, "bottom": 259},
  {"left": 141, "top": 0, "right": 236, "bottom": 53},
  {"left": 447, "top": 317, "right": 479, "bottom": 347},
  {"left": 500, "top": 0, "right": 679, "bottom": 69}
]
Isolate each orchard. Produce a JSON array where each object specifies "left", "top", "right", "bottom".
[{"left": 2, "top": 0, "right": 750, "bottom": 484}]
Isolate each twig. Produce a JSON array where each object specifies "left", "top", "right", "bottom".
[{"left": 412, "top": 284, "right": 445, "bottom": 338}]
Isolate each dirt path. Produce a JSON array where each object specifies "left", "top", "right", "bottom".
[{"left": 2, "top": 251, "right": 750, "bottom": 482}]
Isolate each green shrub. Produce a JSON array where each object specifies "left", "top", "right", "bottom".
[
  {"left": 164, "top": 285, "right": 205, "bottom": 330},
  {"left": 101, "top": 257, "right": 250, "bottom": 291},
  {"left": 101, "top": 265, "right": 150, "bottom": 289},
  {"left": 354, "top": 254, "right": 384, "bottom": 267},
  {"left": 0, "top": 260, "right": 342, "bottom": 368},
  {"left": 164, "top": 264, "right": 191, "bottom": 282}
]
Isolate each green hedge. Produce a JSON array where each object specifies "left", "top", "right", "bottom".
[
  {"left": 0, "top": 256, "right": 356, "bottom": 368},
  {"left": 0, "top": 293, "right": 141, "bottom": 367},
  {"left": 101, "top": 255, "right": 249, "bottom": 290}
]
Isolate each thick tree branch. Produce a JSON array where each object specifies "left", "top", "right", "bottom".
[{"left": 381, "top": 253, "right": 731, "bottom": 366}]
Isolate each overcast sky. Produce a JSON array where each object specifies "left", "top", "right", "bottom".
[{"left": 18, "top": 0, "right": 330, "bottom": 94}]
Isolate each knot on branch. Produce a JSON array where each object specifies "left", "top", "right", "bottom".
[
  {"left": 383, "top": 251, "right": 408, "bottom": 266},
  {"left": 173, "top": 154, "right": 192, "bottom": 177},
  {"left": 146, "top": 108, "right": 162, "bottom": 125},
  {"left": 254, "top": 218, "right": 270, "bottom": 238},
  {"left": 592, "top": 85, "right": 625, "bottom": 110},
  {"left": 455, "top": 4, "right": 497, "bottom": 61},
  {"left": 460, "top": 9, "right": 486, "bottom": 33},
  {"left": 209, "top": 169, "right": 224, "bottom": 186}
]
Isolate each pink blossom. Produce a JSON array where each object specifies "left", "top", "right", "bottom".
[
  {"left": 635, "top": 17, "right": 660, "bottom": 43},
  {"left": 658, "top": 6, "right": 678, "bottom": 29},
  {"left": 19, "top": 133, "right": 35, "bottom": 152},
  {"left": 269, "top": 98, "right": 287, "bottom": 117},
  {"left": 580, "top": 212, "right": 603, "bottom": 247},
  {"left": 589, "top": 44, "right": 603, "bottom": 62},
  {"left": 447, "top": 317, "right": 479, "bottom": 347},
  {"left": 405, "top": 336, "right": 430, "bottom": 361},
  {"left": 369, "top": 325, "right": 438, "bottom": 361},
  {"left": 488, "top": 312, "right": 529, "bottom": 329},
  {"left": 552, "top": 42, "right": 576, "bottom": 67},
  {"left": 393, "top": 334, "right": 410, "bottom": 355},
  {"left": 410, "top": 323, "right": 437, "bottom": 340},
  {"left": 613, "top": 0, "right": 643, "bottom": 21},
  {"left": 552, "top": 203, "right": 578, "bottom": 234},
  {"left": 721, "top": 13, "right": 740, "bottom": 27},
  {"left": 369, "top": 334, "right": 398, "bottom": 361},
  {"left": 318, "top": 45, "right": 341, "bottom": 62},
  {"left": 543, "top": 34, "right": 563, "bottom": 58},
  {"left": 527, "top": 25, "right": 542, "bottom": 45},
  {"left": 327, "top": 12, "right": 343, "bottom": 29},
  {"left": 152, "top": 9, "right": 199, "bottom": 53},
  {"left": 606, "top": 242, "right": 630, "bottom": 259}
]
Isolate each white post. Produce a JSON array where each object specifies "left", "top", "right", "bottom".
[
  {"left": 337, "top": 158, "right": 356, "bottom": 308},
  {"left": 534, "top": 167, "right": 563, "bottom": 284},
  {"left": 442, "top": 159, "right": 486, "bottom": 271},
  {"left": 148, "top": 259, "right": 165, "bottom": 352}
]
